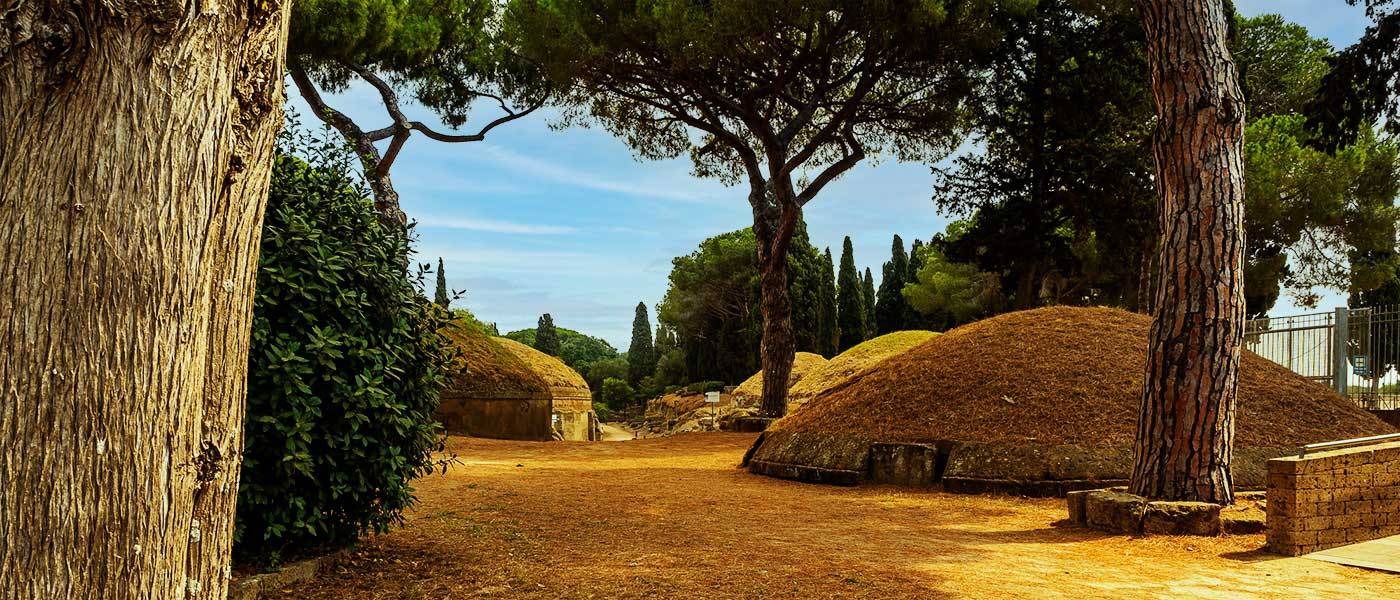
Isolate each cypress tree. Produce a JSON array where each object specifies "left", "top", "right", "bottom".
[
  {"left": 837, "top": 237, "right": 867, "bottom": 352},
  {"left": 434, "top": 257, "right": 450, "bottom": 309},
  {"left": 874, "top": 235, "right": 909, "bottom": 334},
  {"left": 627, "top": 302, "right": 656, "bottom": 384},
  {"left": 818, "top": 248, "right": 839, "bottom": 357},
  {"left": 534, "top": 313, "right": 561, "bottom": 356},
  {"left": 904, "top": 239, "right": 927, "bottom": 328},
  {"left": 862, "top": 267, "right": 877, "bottom": 340}
]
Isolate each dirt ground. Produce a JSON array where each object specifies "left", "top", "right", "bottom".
[{"left": 265, "top": 433, "right": 1400, "bottom": 599}]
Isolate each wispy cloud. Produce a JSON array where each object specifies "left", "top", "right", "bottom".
[
  {"left": 477, "top": 144, "right": 722, "bottom": 204},
  {"left": 414, "top": 214, "right": 579, "bottom": 235}
]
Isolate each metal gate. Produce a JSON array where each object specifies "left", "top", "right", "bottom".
[{"left": 1245, "top": 306, "right": 1400, "bottom": 410}]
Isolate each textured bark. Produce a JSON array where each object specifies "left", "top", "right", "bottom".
[
  {"left": 754, "top": 199, "right": 799, "bottom": 419},
  {"left": 1129, "top": 0, "right": 1247, "bottom": 504},
  {"left": 0, "top": 0, "right": 291, "bottom": 597}
]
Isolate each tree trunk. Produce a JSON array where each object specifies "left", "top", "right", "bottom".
[
  {"left": 1129, "top": 0, "right": 1247, "bottom": 505},
  {"left": 0, "top": 2, "right": 291, "bottom": 597},
  {"left": 753, "top": 199, "right": 799, "bottom": 419}
]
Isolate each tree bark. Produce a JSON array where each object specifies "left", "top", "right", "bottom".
[
  {"left": 0, "top": 1, "right": 291, "bottom": 597},
  {"left": 1129, "top": 0, "right": 1247, "bottom": 505},
  {"left": 753, "top": 196, "right": 799, "bottom": 419}
]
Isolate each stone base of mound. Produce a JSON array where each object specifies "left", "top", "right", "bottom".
[{"left": 745, "top": 430, "right": 1294, "bottom": 496}]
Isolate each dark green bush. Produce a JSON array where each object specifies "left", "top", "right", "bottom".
[
  {"left": 599, "top": 377, "right": 636, "bottom": 409},
  {"left": 684, "top": 380, "right": 725, "bottom": 394},
  {"left": 235, "top": 128, "right": 457, "bottom": 564}
]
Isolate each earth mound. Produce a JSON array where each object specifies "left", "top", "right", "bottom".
[
  {"left": 786, "top": 331, "right": 938, "bottom": 411},
  {"left": 732, "top": 352, "right": 830, "bottom": 403},
  {"left": 748, "top": 306, "right": 1395, "bottom": 494}
]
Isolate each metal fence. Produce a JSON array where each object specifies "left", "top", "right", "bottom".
[{"left": 1245, "top": 305, "right": 1400, "bottom": 410}]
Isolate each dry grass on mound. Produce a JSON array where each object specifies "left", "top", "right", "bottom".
[
  {"left": 493, "top": 336, "right": 589, "bottom": 392},
  {"left": 773, "top": 306, "right": 1395, "bottom": 448},
  {"left": 788, "top": 331, "right": 938, "bottom": 406},
  {"left": 441, "top": 322, "right": 546, "bottom": 397},
  {"left": 733, "top": 352, "right": 829, "bottom": 399}
]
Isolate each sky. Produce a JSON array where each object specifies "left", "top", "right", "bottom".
[{"left": 289, "top": 1, "right": 1376, "bottom": 350}]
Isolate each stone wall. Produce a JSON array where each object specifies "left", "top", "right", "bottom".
[{"left": 1266, "top": 440, "right": 1400, "bottom": 556}]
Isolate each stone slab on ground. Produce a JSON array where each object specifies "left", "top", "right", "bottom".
[
  {"left": 1142, "top": 501, "right": 1221, "bottom": 536},
  {"left": 1073, "top": 489, "right": 1224, "bottom": 537},
  {"left": 229, "top": 556, "right": 327, "bottom": 600},
  {"left": 1305, "top": 534, "right": 1400, "bottom": 573}
]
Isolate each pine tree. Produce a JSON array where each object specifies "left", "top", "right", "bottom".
[
  {"left": 862, "top": 267, "right": 877, "bottom": 340},
  {"left": 627, "top": 302, "right": 656, "bottom": 385},
  {"left": 434, "top": 257, "right": 450, "bottom": 308},
  {"left": 818, "top": 248, "right": 839, "bottom": 357},
  {"left": 534, "top": 313, "right": 561, "bottom": 356},
  {"left": 904, "top": 239, "right": 928, "bottom": 329},
  {"left": 874, "top": 235, "right": 909, "bottom": 334},
  {"left": 837, "top": 237, "right": 867, "bottom": 352}
]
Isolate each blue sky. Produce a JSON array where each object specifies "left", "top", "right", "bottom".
[{"left": 289, "top": 1, "right": 1375, "bottom": 350}]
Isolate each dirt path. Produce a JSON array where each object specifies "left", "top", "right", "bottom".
[
  {"left": 598, "top": 422, "right": 635, "bottom": 442},
  {"left": 266, "top": 434, "right": 1400, "bottom": 599}
]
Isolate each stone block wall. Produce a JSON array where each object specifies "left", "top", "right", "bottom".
[{"left": 1266, "top": 440, "right": 1400, "bottom": 556}]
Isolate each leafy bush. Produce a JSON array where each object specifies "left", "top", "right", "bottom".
[
  {"left": 684, "top": 380, "right": 725, "bottom": 394},
  {"left": 592, "top": 401, "right": 614, "bottom": 422},
  {"left": 235, "top": 127, "right": 457, "bottom": 564},
  {"left": 599, "top": 377, "right": 636, "bottom": 409}
]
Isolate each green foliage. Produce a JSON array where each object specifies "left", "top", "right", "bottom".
[
  {"left": 656, "top": 226, "right": 827, "bottom": 383},
  {"left": 903, "top": 245, "right": 1001, "bottom": 329},
  {"left": 451, "top": 308, "right": 499, "bottom": 335},
  {"left": 290, "top": 0, "right": 547, "bottom": 131},
  {"left": 684, "top": 381, "right": 726, "bottom": 394},
  {"left": 434, "top": 257, "right": 450, "bottom": 308},
  {"left": 874, "top": 235, "right": 911, "bottom": 335},
  {"left": 1243, "top": 114, "right": 1400, "bottom": 314},
  {"left": 935, "top": 3, "right": 1400, "bottom": 315},
  {"left": 903, "top": 239, "right": 929, "bottom": 328},
  {"left": 506, "top": 325, "right": 619, "bottom": 373},
  {"left": 818, "top": 248, "right": 839, "bottom": 356},
  {"left": 533, "top": 313, "right": 560, "bottom": 356},
  {"left": 1235, "top": 14, "right": 1333, "bottom": 119},
  {"left": 237, "top": 128, "right": 456, "bottom": 563},
  {"left": 592, "top": 401, "right": 615, "bottom": 422},
  {"left": 837, "top": 237, "right": 867, "bottom": 352},
  {"left": 933, "top": 0, "right": 1155, "bottom": 311},
  {"left": 599, "top": 377, "right": 636, "bottom": 410},
  {"left": 1306, "top": 0, "right": 1399, "bottom": 150},
  {"left": 584, "top": 356, "right": 629, "bottom": 395},
  {"left": 627, "top": 302, "right": 656, "bottom": 384},
  {"left": 650, "top": 324, "right": 688, "bottom": 389},
  {"left": 862, "top": 267, "right": 877, "bottom": 339}
]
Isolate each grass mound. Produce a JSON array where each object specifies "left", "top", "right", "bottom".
[
  {"left": 494, "top": 336, "right": 589, "bottom": 393},
  {"left": 441, "top": 321, "right": 546, "bottom": 398},
  {"left": 773, "top": 306, "right": 1393, "bottom": 448},
  {"left": 787, "top": 331, "right": 938, "bottom": 410},
  {"left": 733, "top": 352, "right": 830, "bottom": 400}
]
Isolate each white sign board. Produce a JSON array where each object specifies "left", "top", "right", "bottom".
[{"left": 704, "top": 391, "right": 721, "bottom": 404}]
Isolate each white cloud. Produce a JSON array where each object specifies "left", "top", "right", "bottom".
[
  {"left": 414, "top": 214, "right": 578, "bottom": 235},
  {"left": 476, "top": 144, "right": 725, "bottom": 204}
]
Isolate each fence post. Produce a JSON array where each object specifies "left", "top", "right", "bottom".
[{"left": 1334, "top": 307, "right": 1349, "bottom": 397}]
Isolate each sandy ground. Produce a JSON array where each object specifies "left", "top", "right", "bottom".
[{"left": 264, "top": 433, "right": 1400, "bottom": 599}]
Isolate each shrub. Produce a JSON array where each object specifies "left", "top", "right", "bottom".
[
  {"left": 592, "top": 401, "right": 614, "bottom": 422},
  {"left": 235, "top": 128, "right": 457, "bottom": 564},
  {"left": 684, "top": 380, "right": 725, "bottom": 394},
  {"left": 600, "top": 377, "right": 636, "bottom": 409}
]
